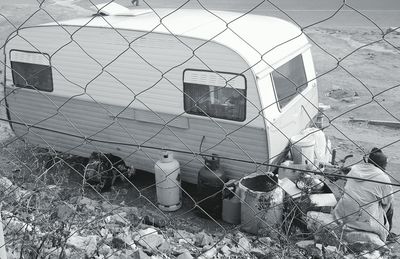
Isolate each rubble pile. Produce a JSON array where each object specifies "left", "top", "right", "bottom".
[{"left": 0, "top": 175, "right": 395, "bottom": 258}]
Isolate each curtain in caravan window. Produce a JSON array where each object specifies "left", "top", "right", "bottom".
[
  {"left": 183, "top": 70, "right": 246, "bottom": 122},
  {"left": 10, "top": 50, "right": 53, "bottom": 92},
  {"left": 271, "top": 54, "right": 307, "bottom": 109}
]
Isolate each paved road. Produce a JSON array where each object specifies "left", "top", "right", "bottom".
[
  {"left": 3, "top": 0, "right": 400, "bottom": 28},
  {"left": 101, "top": 0, "right": 400, "bottom": 28}
]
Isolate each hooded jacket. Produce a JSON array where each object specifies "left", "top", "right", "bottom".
[{"left": 333, "top": 163, "right": 393, "bottom": 242}]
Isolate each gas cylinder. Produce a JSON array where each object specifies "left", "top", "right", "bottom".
[
  {"left": 154, "top": 151, "right": 181, "bottom": 211},
  {"left": 197, "top": 154, "right": 227, "bottom": 219},
  {"left": 222, "top": 186, "right": 241, "bottom": 224}
]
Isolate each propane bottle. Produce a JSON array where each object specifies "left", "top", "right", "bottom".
[
  {"left": 154, "top": 151, "right": 181, "bottom": 211},
  {"left": 222, "top": 185, "right": 241, "bottom": 225},
  {"left": 197, "top": 154, "right": 227, "bottom": 219}
]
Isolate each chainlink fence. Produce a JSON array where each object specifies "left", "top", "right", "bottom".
[{"left": 0, "top": 0, "right": 399, "bottom": 258}]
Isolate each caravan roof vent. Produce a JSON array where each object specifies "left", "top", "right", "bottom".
[{"left": 92, "top": 2, "right": 152, "bottom": 16}]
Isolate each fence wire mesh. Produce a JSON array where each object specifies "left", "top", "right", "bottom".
[{"left": 0, "top": 0, "right": 399, "bottom": 258}]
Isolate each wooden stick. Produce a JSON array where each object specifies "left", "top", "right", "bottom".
[{"left": 349, "top": 118, "right": 400, "bottom": 129}]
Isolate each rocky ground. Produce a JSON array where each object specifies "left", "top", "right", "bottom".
[{"left": 0, "top": 139, "right": 397, "bottom": 258}]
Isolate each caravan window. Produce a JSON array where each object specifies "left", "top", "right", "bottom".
[
  {"left": 271, "top": 54, "right": 307, "bottom": 109},
  {"left": 183, "top": 70, "right": 246, "bottom": 122},
  {"left": 10, "top": 50, "right": 53, "bottom": 92}
]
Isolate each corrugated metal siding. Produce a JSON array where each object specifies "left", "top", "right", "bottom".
[
  {"left": 6, "top": 89, "right": 269, "bottom": 182},
  {"left": 6, "top": 26, "right": 266, "bottom": 126},
  {"left": 5, "top": 26, "right": 270, "bottom": 183}
]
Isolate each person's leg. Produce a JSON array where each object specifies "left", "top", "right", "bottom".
[{"left": 386, "top": 204, "right": 394, "bottom": 231}]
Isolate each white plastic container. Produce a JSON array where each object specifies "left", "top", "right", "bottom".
[
  {"left": 154, "top": 151, "right": 182, "bottom": 211},
  {"left": 290, "top": 133, "right": 315, "bottom": 166},
  {"left": 301, "top": 127, "right": 327, "bottom": 163}
]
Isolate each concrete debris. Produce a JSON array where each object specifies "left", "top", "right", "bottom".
[
  {"left": 105, "top": 211, "right": 129, "bottom": 225},
  {"left": 0, "top": 177, "right": 31, "bottom": 201},
  {"left": 101, "top": 201, "right": 121, "bottom": 212},
  {"left": 295, "top": 240, "right": 315, "bottom": 249},
  {"left": 0, "top": 173, "right": 396, "bottom": 258},
  {"left": 359, "top": 250, "right": 382, "bottom": 259},
  {"left": 238, "top": 236, "right": 252, "bottom": 252},
  {"left": 250, "top": 247, "right": 268, "bottom": 258},
  {"left": 195, "top": 231, "right": 213, "bottom": 247},
  {"left": 78, "top": 196, "right": 99, "bottom": 211},
  {"left": 174, "top": 229, "right": 195, "bottom": 244},
  {"left": 116, "top": 228, "right": 136, "bottom": 249},
  {"left": 56, "top": 203, "right": 75, "bottom": 221},
  {"left": 345, "top": 231, "right": 386, "bottom": 252},
  {"left": 0, "top": 177, "right": 13, "bottom": 191},
  {"left": 258, "top": 236, "right": 272, "bottom": 246},
  {"left": 306, "top": 211, "right": 338, "bottom": 232},
  {"left": 158, "top": 239, "right": 171, "bottom": 253},
  {"left": 66, "top": 234, "right": 97, "bottom": 256},
  {"left": 98, "top": 244, "right": 112, "bottom": 257},
  {"left": 142, "top": 210, "right": 168, "bottom": 228},
  {"left": 198, "top": 247, "right": 217, "bottom": 259},
  {"left": 136, "top": 228, "right": 165, "bottom": 250},
  {"left": 177, "top": 251, "right": 194, "bottom": 259},
  {"left": 131, "top": 249, "right": 151, "bottom": 259},
  {"left": 3, "top": 216, "right": 33, "bottom": 233},
  {"left": 220, "top": 245, "right": 231, "bottom": 257}
]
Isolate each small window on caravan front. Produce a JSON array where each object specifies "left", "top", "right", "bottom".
[
  {"left": 271, "top": 54, "right": 307, "bottom": 109},
  {"left": 183, "top": 70, "right": 246, "bottom": 122},
  {"left": 10, "top": 50, "right": 53, "bottom": 92}
]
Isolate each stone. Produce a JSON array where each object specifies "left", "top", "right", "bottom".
[
  {"left": 78, "top": 197, "right": 99, "bottom": 211},
  {"left": 98, "top": 244, "right": 111, "bottom": 256},
  {"left": 142, "top": 211, "right": 168, "bottom": 228},
  {"left": 101, "top": 201, "right": 121, "bottom": 212},
  {"left": 258, "top": 236, "right": 272, "bottom": 246},
  {"left": 105, "top": 212, "right": 129, "bottom": 225},
  {"left": 57, "top": 203, "right": 76, "bottom": 221},
  {"left": 295, "top": 240, "right": 315, "bottom": 249},
  {"left": 116, "top": 229, "right": 136, "bottom": 249},
  {"left": 238, "top": 236, "right": 252, "bottom": 252},
  {"left": 344, "top": 231, "right": 387, "bottom": 253},
  {"left": 195, "top": 231, "right": 213, "bottom": 247},
  {"left": 325, "top": 245, "right": 337, "bottom": 253},
  {"left": 136, "top": 228, "right": 165, "bottom": 250},
  {"left": 177, "top": 251, "right": 194, "bottom": 259},
  {"left": 122, "top": 206, "right": 141, "bottom": 223},
  {"left": 66, "top": 234, "right": 97, "bottom": 256},
  {"left": 0, "top": 177, "right": 13, "bottom": 192},
  {"left": 158, "top": 240, "right": 171, "bottom": 253},
  {"left": 198, "top": 247, "right": 217, "bottom": 259},
  {"left": 131, "top": 249, "right": 151, "bottom": 259},
  {"left": 3, "top": 217, "right": 33, "bottom": 233},
  {"left": 111, "top": 237, "right": 128, "bottom": 249},
  {"left": 251, "top": 247, "right": 271, "bottom": 259},
  {"left": 100, "top": 228, "right": 109, "bottom": 237},
  {"left": 360, "top": 250, "right": 381, "bottom": 259},
  {"left": 306, "top": 211, "right": 338, "bottom": 232},
  {"left": 174, "top": 230, "right": 195, "bottom": 244},
  {"left": 220, "top": 245, "right": 231, "bottom": 256}
]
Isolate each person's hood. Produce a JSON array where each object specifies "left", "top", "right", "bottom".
[{"left": 348, "top": 163, "right": 384, "bottom": 181}]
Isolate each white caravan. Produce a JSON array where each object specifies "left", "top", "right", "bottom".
[{"left": 3, "top": 6, "right": 319, "bottom": 183}]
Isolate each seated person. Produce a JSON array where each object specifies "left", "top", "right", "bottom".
[{"left": 332, "top": 148, "right": 394, "bottom": 242}]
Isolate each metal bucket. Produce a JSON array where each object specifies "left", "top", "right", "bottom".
[{"left": 239, "top": 172, "right": 284, "bottom": 236}]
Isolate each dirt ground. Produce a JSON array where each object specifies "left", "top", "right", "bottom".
[{"left": 0, "top": 0, "right": 400, "bottom": 257}]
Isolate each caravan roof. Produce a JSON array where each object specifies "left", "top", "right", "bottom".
[{"left": 48, "top": 8, "right": 309, "bottom": 76}]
